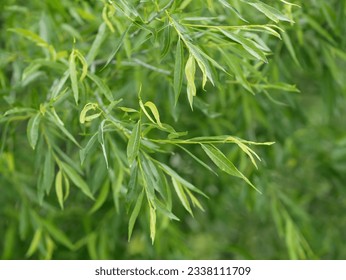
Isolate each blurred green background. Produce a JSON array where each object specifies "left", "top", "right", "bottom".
[{"left": 0, "top": 0, "right": 345, "bottom": 259}]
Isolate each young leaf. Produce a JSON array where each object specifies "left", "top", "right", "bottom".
[
  {"left": 142, "top": 101, "right": 163, "bottom": 128},
  {"left": 80, "top": 103, "right": 101, "bottom": 124},
  {"left": 201, "top": 144, "right": 261, "bottom": 193},
  {"left": 69, "top": 49, "right": 79, "bottom": 104},
  {"left": 27, "top": 112, "right": 41, "bottom": 150},
  {"left": 74, "top": 49, "right": 88, "bottom": 81},
  {"left": 185, "top": 54, "right": 196, "bottom": 109},
  {"left": 127, "top": 120, "right": 141, "bottom": 166},
  {"left": 128, "top": 189, "right": 144, "bottom": 241},
  {"left": 174, "top": 38, "right": 184, "bottom": 104}
]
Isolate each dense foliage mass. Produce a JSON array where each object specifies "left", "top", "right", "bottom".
[{"left": 0, "top": 0, "right": 345, "bottom": 259}]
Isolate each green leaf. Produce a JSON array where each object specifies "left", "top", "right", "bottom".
[
  {"left": 80, "top": 132, "right": 98, "bottom": 165},
  {"left": 160, "top": 23, "right": 171, "bottom": 59},
  {"left": 185, "top": 54, "right": 196, "bottom": 109},
  {"left": 74, "top": 49, "right": 88, "bottom": 81},
  {"left": 104, "top": 23, "right": 132, "bottom": 68},
  {"left": 201, "top": 144, "right": 261, "bottom": 193},
  {"left": 59, "top": 161, "right": 94, "bottom": 199},
  {"left": 50, "top": 70, "right": 69, "bottom": 100},
  {"left": 26, "top": 228, "right": 42, "bottom": 257},
  {"left": 127, "top": 120, "right": 141, "bottom": 165},
  {"left": 174, "top": 38, "right": 184, "bottom": 104},
  {"left": 128, "top": 189, "right": 144, "bottom": 241},
  {"left": 158, "top": 162, "right": 207, "bottom": 197},
  {"left": 80, "top": 103, "right": 101, "bottom": 124},
  {"left": 281, "top": 31, "right": 300, "bottom": 67},
  {"left": 27, "top": 112, "right": 41, "bottom": 150},
  {"left": 176, "top": 144, "right": 218, "bottom": 175},
  {"left": 141, "top": 101, "right": 163, "bottom": 128},
  {"left": 42, "top": 148, "right": 55, "bottom": 194},
  {"left": 86, "top": 23, "right": 107, "bottom": 64},
  {"left": 87, "top": 73, "right": 113, "bottom": 102},
  {"left": 185, "top": 188, "right": 205, "bottom": 212},
  {"left": 149, "top": 202, "right": 156, "bottom": 244},
  {"left": 42, "top": 220, "right": 75, "bottom": 250},
  {"left": 98, "top": 120, "right": 109, "bottom": 168},
  {"left": 55, "top": 170, "right": 64, "bottom": 209},
  {"left": 219, "top": 29, "right": 267, "bottom": 62},
  {"left": 244, "top": 0, "right": 293, "bottom": 23},
  {"left": 69, "top": 49, "right": 79, "bottom": 104},
  {"left": 139, "top": 154, "right": 156, "bottom": 203},
  {"left": 218, "top": 0, "right": 248, "bottom": 22},
  {"left": 172, "top": 177, "right": 192, "bottom": 215},
  {"left": 89, "top": 180, "right": 110, "bottom": 214},
  {"left": 46, "top": 110, "right": 80, "bottom": 147}
]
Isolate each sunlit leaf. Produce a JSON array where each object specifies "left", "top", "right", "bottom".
[
  {"left": 26, "top": 113, "right": 41, "bottom": 150},
  {"left": 185, "top": 54, "right": 196, "bottom": 109},
  {"left": 201, "top": 144, "right": 261, "bottom": 193}
]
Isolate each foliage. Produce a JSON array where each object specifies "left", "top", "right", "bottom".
[{"left": 0, "top": 0, "right": 345, "bottom": 259}]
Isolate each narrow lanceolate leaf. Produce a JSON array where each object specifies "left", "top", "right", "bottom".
[
  {"left": 87, "top": 73, "right": 113, "bottom": 102},
  {"left": 128, "top": 189, "right": 144, "bottom": 241},
  {"left": 201, "top": 144, "right": 261, "bottom": 193},
  {"left": 89, "top": 180, "right": 110, "bottom": 214},
  {"left": 69, "top": 50, "right": 79, "bottom": 104},
  {"left": 55, "top": 170, "right": 64, "bottom": 209},
  {"left": 80, "top": 133, "right": 98, "bottom": 165},
  {"left": 98, "top": 120, "right": 109, "bottom": 168},
  {"left": 46, "top": 111, "right": 80, "bottom": 148},
  {"left": 27, "top": 113, "right": 41, "bottom": 150},
  {"left": 244, "top": 0, "right": 293, "bottom": 23},
  {"left": 104, "top": 23, "right": 132, "bottom": 69},
  {"left": 219, "top": 29, "right": 267, "bottom": 62},
  {"left": 74, "top": 50, "right": 88, "bottom": 81},
  {"left": 143, "top": 101, "right": 163, "bottom": 127},
  {"left": 26, "top": 228, "right": 42, "bottom": 257},
  {"left": 149, "top": 203, "right": 156, "bottom": 244},
  {"left": 158, "top": 162, "right": 207, "bottom": 197},
  {"left": 41, "top": 220, "right": 75, "bottom": 250},
  {"left": 174, "top": 38, "right": 184, "bottom": 104},
  {"left": 185, "top": 54, "right": 196, "bottom": 109},
  {"left": 127, "top": 120, "right": 141, "bottom": 165},
  {"left": 172, "top": 178, "right": 192, "bottom": 215},
  {"left": 59, "top": 161, "right": 94, "bottom": 199},
  {"left": 86, "top": 23, "right": 107, "bottom": 64},
  {"left": 42, "top": 148, "right": 55, "bottom": 194},
  {"left": 218, "top": 0, "right": 248, "bottom": 22}
]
